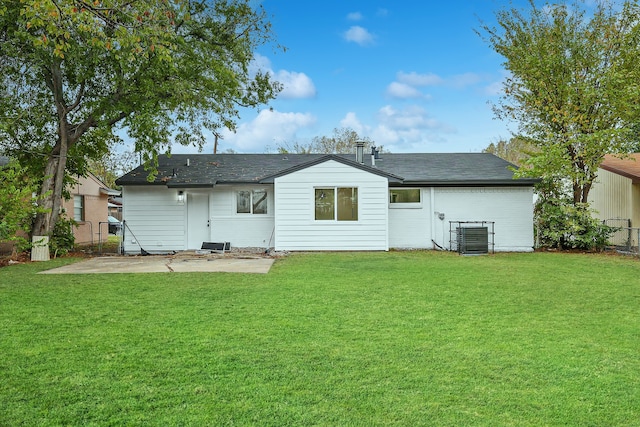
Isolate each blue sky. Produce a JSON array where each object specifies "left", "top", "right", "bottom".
[{"left": 172, "top": 0, "right": 557, "bottom": 154}]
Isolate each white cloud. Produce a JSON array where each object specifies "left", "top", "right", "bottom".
[
  {"left": 366, "top": 105, "right": 456, "bottom": 150},
  {"left": 249, "top": 53, "right": 272, "bottom": 75},
  {"left": 450, "top": 72, "right": 482, "bottom": 88},
  {"left": 396, "top": 71, "right": 482, "bottom": 89},
  {"left": 222, "top": 109, "right": 316, "bottom": 152},
  {"left": 347, "top": 12, "right": 362, "bottom": 21},
  {"left": 250, "top": 54, "right": 316, "bottom": 100},
  {"left": 397, "top": 71, "right": 443, "bottom": 87},
  {"left": 274, "top": 70, "right": 316, "bottom": 99},
  {"left": 344, "top": 26, "right": 375, "bottom": 46},
  {"left": 376, "top": 105, "right": 443, "bottom": 130},
  {"left": 339, "top": 112, "right": 366, "bottom": 134},
  {"left": 386, "top": 82, "right": 429, "bottom": 99},
  {"left": 483, "top": 81, "right": 503, "bottom": 96}
]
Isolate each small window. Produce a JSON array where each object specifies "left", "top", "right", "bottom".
[
  {"left": 390, "top": 189, "right": 420, "bottom": 204},
  {"left": 315, "top": 187, "right": 358, "bottom": 221},
  {"left": 73, "top": 195, "right": 84, "bottom": 221},
  {"left": 237, "top": 190, "right": 267, "bottom": 214}
]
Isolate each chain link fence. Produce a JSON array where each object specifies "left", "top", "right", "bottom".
[{"left": 604, "top": 219, "right": 639, "bottom": 255}]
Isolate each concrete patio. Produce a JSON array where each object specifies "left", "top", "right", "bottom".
[{"left": 39, "top": 252, "right": 276, "bottom": 274}]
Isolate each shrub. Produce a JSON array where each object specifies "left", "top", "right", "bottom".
[
  {"left": 49, "top": 217, "right": 76, "bottom": 257},
  {"left": 535, "top": 200, "right": 615, "bottom": 251}
]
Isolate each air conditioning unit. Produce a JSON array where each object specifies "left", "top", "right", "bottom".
[{"left": 457, "top": 227, "right": 489, "bottom": 255}]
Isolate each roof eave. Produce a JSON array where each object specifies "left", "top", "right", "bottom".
[
  {"left": 600, "top": 164, "right": 640, "bottom": 183},
  {"left": 392, "top": 179, "right": 540, "bottom": 187},
  {"left": 166, "top": 182, "right": 216, "bottom": 189}
]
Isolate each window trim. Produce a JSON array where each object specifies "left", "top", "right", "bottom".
[
  {"left": 236, "top": 189, "right": 268, "bottom": 215},
  {"left": 389, "top": 188, "right": 422, "bottom": 209},
  {"left": 73, "top": 195, "right": 85, "bottom": 222},
  {"left": 314, "top": 186, "right": 359, "bottom": 222}
]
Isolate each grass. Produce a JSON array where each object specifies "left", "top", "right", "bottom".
[{"left": 1, "top": 251, "right": 639, "bottom": 426}]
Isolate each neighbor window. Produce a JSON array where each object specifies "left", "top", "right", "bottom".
[
  {"left": 315, "top": 187, "right": 358, "bottom": 221},
  {"left": 237, "top": 189, "right": 267, "bottom": 214},
  {"left": 390, "top": 188, "right": 420, "bottom": 204},
  {"left": 73, "top": 195, "right": 85, "bottom": 221}
]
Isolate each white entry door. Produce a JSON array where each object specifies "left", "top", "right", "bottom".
[{"left": 187, "top": 193, "right": 210, "bottom": 250}]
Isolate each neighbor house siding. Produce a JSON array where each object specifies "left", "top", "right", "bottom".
[
  {"left": 122, "top": 186, "right": 186, "bottom": 254},
  {"left": 633, "top": 184, "right": 640, "bottom": 231},
  {"left": 209, "top": 184, "right": 275, "bottom": 248},
  {"left": 273, "top": 160, "right": 389, "bottom": 251},
  {"left": 433, "top": 187, "right": 535, "bottom": 252},
  {"left": 61, "top": 174, "right": 111, "bottom": 245},
  {"left": 589, "top": 168, "right": 633, "bottom": 223}
]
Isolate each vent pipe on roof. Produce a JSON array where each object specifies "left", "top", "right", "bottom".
[
  {"left": 186, "top": 158, "right": 190, "bottom": 167},
  {"left": 356, "top": 141, "right": 365, "bottom": 164},
  {"left": 371, "top": 146, "right": 377, "bottom": 166}
]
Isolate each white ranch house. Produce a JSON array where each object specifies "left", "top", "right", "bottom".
[{"left": 115, "top": 150, "right": 538, "bottom": 254}]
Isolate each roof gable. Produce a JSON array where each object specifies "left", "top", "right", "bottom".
[{"left": 259, "top": 154, "right": 404, "bottom": 183}]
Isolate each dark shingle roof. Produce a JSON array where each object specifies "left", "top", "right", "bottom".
[{"left": 115, "top": 153, "right": 538, "bottom": 187}]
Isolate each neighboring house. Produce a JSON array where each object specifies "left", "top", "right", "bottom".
[
  {"left": 115, "top": 150, "right": 538, "bottom": 254},
  {"left": 108, "top": 196, "right": 123, "bottom": 221},
  {"left": 588, "top": 154, "right": 640, "bottom": 245},
  {"left": 0, "top": 159, "right": 119, "bottom": 253},
  {"left": 62, "top": 173, "right": 121, "bottom": 245}
]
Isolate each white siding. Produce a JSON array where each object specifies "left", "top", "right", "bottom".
[
  {"left": 274, "top": 160, "right": 389, "bottom": 251},
  {"left": 122, "top": 186, "right": 187, "bottom": 254},
  {"left": 387, "top": 187, "right": 534, "bottom": 252},
  {"left": 122, "top": 185, "right": 275, "bottom": 253},
  {"left": 209, "top": 184, "right": 275, "bottom": 248},
  {"left": 388, "top": 188, "right": 433, "bottom": 249},
  {"left": 433, "top": 187, "right": 535, "bottom": 252}
]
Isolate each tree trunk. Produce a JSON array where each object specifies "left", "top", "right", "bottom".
[
  {"left": 581, "top": 181, "right": 592, "bottom": 204},
  {"left": 31, "top": 142, "right": 69, "bottom": 237},
  {"left": 32, "top": 61, "right": 73, "bottom": 238}
]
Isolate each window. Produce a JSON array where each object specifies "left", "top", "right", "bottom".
[
  {"left": 390, "top": 188, "right": 421, "bottom": 204},
  {"left": 236, "top": 189, "right": 267, "bottom": 214},
  {"left": 315, "top": 187, "right": 358, "bottom": 221},
  {"left": 73, "top": 195, "right": 84, "bottom": 221}
]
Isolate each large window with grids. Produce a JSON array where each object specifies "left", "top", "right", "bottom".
[{"left": 315, "top": 187, "right": 358, "bottom": 221}]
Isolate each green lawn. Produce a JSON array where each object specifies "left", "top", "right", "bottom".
[{"left": 1, "top": 251, "right": 639, "bottom": 426}]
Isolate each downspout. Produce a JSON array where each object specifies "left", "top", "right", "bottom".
[{"left": 430, "top": 187, "right": 436, "bottom": 248}]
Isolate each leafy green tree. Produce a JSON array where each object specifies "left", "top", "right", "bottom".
[
  {"left": 482, "top": 137, "right": 537, "bottom": 167},
  {"left": 88, "top": 149, "right": 141, "bottom": 189},
  {"left": 0, "top": 0, "right": 282, "bottom": 237},
  {"left": 0, "top": 160, "right": 45, "bottom": 250},
  {"left": 479, "top": 0, "right": 640, "bottom": 249},
  {"left": 277, "top": 127, "right": 378, "bottom": 154}
]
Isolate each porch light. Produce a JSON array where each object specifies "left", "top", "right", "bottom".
[{"left": 177, "top": 190, "right": 185, "bottom": 204}]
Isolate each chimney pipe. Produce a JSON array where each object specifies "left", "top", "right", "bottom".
[
  {"left": 356, "top": 141, "right": 365, "bottom": 164},
  {"left": 371, "top": 146, "right": 376, "bottom": 166}
]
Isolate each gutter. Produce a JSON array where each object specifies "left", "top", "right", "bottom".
[{"left": 390, "top": 179, "right": 540, "bottom": 187}]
